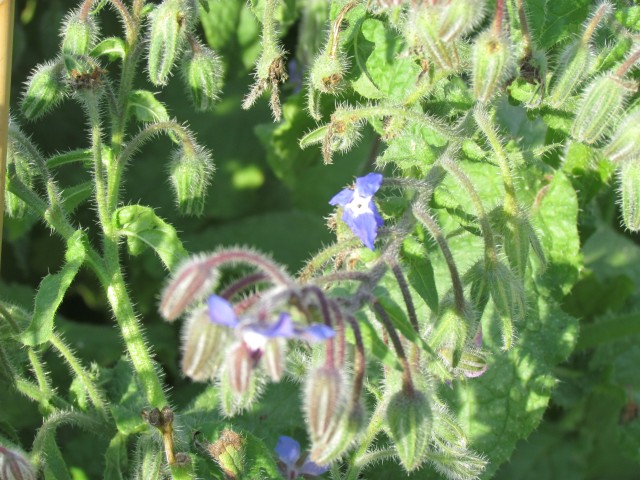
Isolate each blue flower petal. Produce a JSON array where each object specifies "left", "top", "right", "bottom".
[
  {"left": 296, "top": 324, "right": 335, "bottom": 343},
  {"left": 354, "top": 172, "right": 383, "bottom": 197},
  {"left": 261, "top": 313, "right": 296, "bottom": 338},
  {"left": 275, "top": 436, "right": 301, "bottom": 467},
  {"left": 300, "top": 459, "right": 330, "bottom": 476},
  {"left": 372, "top": 201, "right": 384, "bottom": 228},
  {"left": 329, "top": 188, "right": 354, "bottom": 207},
  {"left": 344, "top": 211, "right": 379, "bottom": 250},
  {"left": 207, "top": 295, "right": 239, "bottom": 328}
]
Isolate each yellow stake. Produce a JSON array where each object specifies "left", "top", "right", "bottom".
[{"left": 0, "top": 0, "right": 16, "bottom": 267}]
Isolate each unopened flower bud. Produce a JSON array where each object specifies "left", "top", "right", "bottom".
[
  {"left": 406, "top": 8, "right": 458, "bottom": 70},
  {"left": 488, "top": 261, "right": 526, "bottom": 350},
  {"left": 604, "top": 109, "right": 640, "bottom": 163},
  {"left": 21, "top": 60, "right": 66, "bottom": 120},
  {"left": 472, "top": 30, "right": 513, "bottom": 103},
  {"left": 309, "top": 402, "right": 364, "bottom": 465},
  {"left": 60, "top": 9, "right": 98, "bottom": 56},
  {"left": 263, "top": 338, "right": 286, "bottom": 382},
  {"left": 502, "top": 211, "right": 534, "bottom": 278},
  {"left": 160, "top": 256, "right": 220, "bottom": 321},
  {"left": 0, "top": 445, "right": 36, "bottom": 480},
  {"left": 430, "top": 304, "right": 470, "bottom": 368},
  {"left": 385, "top": 389, "right": 433, "bottom": 472},
  {"left": 571, "top": 74, "right": 633, "bottom": 144},
  {"left": 182, "top": 44, "right": 223, "bottom": 111},
  {"left": 548, "top": 41, "right": 592, "bottom": 108},
  {"left": 207, "top": 429, "right": 246, "bottom": 479},
  {"left": 168, "top": 144, "right": 213, "bottom": 216},
  {"left": 438, "top": 0, "right": 486, "bottom": 42},
  {"left": 618, "top": 159, "right": 640, "bottom": 232},
  {"left": 439, "top": 347, "right": 488, "bottom": 378},
  {"left": 227, "top": 342, "right": 254, "bottom": 395},
  {"left": 304, "top": 367, "right": 346, "bottom": 444},
  {"left": 180, "top": 307, "right": 229, "bottom": 381},
  {"left": 147, "top": 0, "right": 195, "bottom": 86}
]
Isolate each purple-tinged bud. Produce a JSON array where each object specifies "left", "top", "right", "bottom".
[
  {"left": 604, "top": 109, "right": 640, "bottom": 163},
  {"left": 263, "top": 338, "right": 286, "bottom": 382},
  {"left": 309, "top": 402, "right": 364, "bottom": 465},
  {"left": 385, "top": 389, "right": 433, "bottom": 472},
  {"left": 219, "top": 357, "right": 263, "bottom": 417},
  {"left": 618, "top": 159, "right": 640, "bottom": 232},
  {"left": 571, "top": 74, "right": 634, "bottom": 144},
  {"left": 207, "top": 429, "right": 246, "bottom": 479},
  {"left": 60, "top": 9, "right": 99, "bottom": 56},
  {"left": 180, "top": 307, "right": 229, "bottom": 381},
  {"left": 438, "top": 0, "right": 486, "bottom": 42},
  {"left": 227, "top": 342, "right": 254, "bottom": 395},
  {"left": 169, "top": 144, "right": 213, "bottom": 217},
  {"left": 0, "top": 445, "right": 36, "bottom": 480},
  {"left": 181, "top": 43, "right": 224, "bottom": 112},
  {"left": 160, "top": 256, "right": 220, "bottom": 321},
  {"left": 21, "top": 60, "right": 66, "bottom": 120},
  {"left": 472, "top": 30, "right": 513, "bottom": 103},
  {"left": 304, "top": 367, "right": 346, "bottom": 444},
  {"left": 147, "top": 0, "right": 195, "bottom": 86}
]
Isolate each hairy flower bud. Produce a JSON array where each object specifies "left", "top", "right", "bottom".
[
  {"left": 502, "top": 211, "right": 535, "bottom": 278},
  {"left": 21, "top": 60, "right": 66, "bottom": 120},
  {"left": 60, "top": 9, "right": 98, "bottom": 56},
  {"left": 207, "top": 430, "right": 246, "bottom": 479},
  {"left": 227, "top": 342, "right": 254, "bottom": 395},
  {"left": 263, "top": 338, "right": 286, "bottom": 382},
  {"left": 618, "top": 159, "right": 640, "bottom": 232},
  {"left": 0, "top": 445, "right": 36, "bottom": 480},
  {"left": 180, "top": 307, "right": 229, "bottom": 381},
  {"left": 309, "top": 402, "right": 364, "bottom": 465},
  {"left": 571, "top": 74, "right": 633, "bottom": 144},
  {"left": 168, "top": 144, "right": 213, "bottom": 216},
  {"left": 5, "top": 139, "right": 34, "bottom": 219},
  {"left": 147, "top": 0, "right": 195, "bottom": 86},
  {"left": 488, "top": 261, "right": 526, "bottom": 350},
  {"left": 406, "top": 7, "right": 458, "bottom": 70},
  {"left": 385, "top": 389, "right": 433, "bottom": 472},
  {"left": 304, "top": 367, "right": 346, "bottom": 444},
  {"left": 604, "top": 109, "right": 640, "bottom": 163},
  {"left": 548, "top": 40, "right": 592, "bottom": 108},
  {"left": 181, "top": 44, "right": 224, "bottom": 111},
  {"left": 430, "top": 303, "right": 471, "bottom": 368},
  {"left": 438, "top": 0, "right": 486, "bottom": 42},
  {"left": 472, "top": 30, "right": 513, "bottom": 103},
  {"left": 310, "top": 51, "right": 346, "bottom": 95}
]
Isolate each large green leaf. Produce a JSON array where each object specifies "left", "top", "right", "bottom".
[{"left": 19, "top": 231, "right": 87, "bottom": 346}]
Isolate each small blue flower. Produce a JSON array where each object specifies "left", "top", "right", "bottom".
[
  {"left": 207, "top": 295, "right": 335, "bottom": 356},
  {"left": 329, "top": 172, "right": 384, "bottom": 250},
  {"left": 275, "top": 436, "right": 329, "bottom": 478}
]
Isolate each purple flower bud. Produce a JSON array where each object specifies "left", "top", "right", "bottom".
[
  {"left": 304, "top": 367, "right": 346, "bottom": 444},
  {"left": 180, "top": 307, "right": 229, "bottom": 381},
  {"left": 263, "top": 338, "right": 286, "bottom": 382},
  {"left": 227, "top": 342, "right": 254, "bottom": 394},
  {"left": 330, "top": 173, "right": 384, "bottom": 250},
  {"left": 0, "top": 446, "right": 36, "bottom": 480}
]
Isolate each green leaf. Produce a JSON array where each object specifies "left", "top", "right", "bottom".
[
  {"left": 298, "top": 124, "right": 329, "bottom": 149},
  {"left": 91, "top": 37, "right": 126, "bottom": 62},
  {"left": 114, "top": 205, "right": 188, "bottom": 272},
  {"left": 351, "top": 18, "right": 421, "bottom": 101},
  {"left": 19, "top": 231, "right": 87, "bottom": 346},
  {"left": 61, "top": 182, "right": 93, "bottom": 213},
  {"left": 198, "top": 0, "right": 243, "bottom": 51},
  {"left": 104, "top": 432, "right": 127, "bottom": 480},
  {"left": 103, "top": 359, "right": 148, "bottom": 435},
  {"left": 401, "top": 237, "right": 439, "bottom": 314},
  {"left": 616, "top": 6, "right": 640, "bottom": 32},
  {"left": 46, "top": 149, "right": 92, "bottom": 169},
  {"left": 43, "top": 435, "right": 73, "bottom": 480},
  {"left": 127, "top": 90, "right": 171, "bottom": 124}
]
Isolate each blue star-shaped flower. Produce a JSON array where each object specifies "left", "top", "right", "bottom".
[
  {"left": 207, "top": 295, "right": 335, "bottom": 357},
  {"left": 275, "top": 436, "right": 328, "bottom": 478},
  {"left": 329, "top": 173, "right": 384, "bottom": 250}
]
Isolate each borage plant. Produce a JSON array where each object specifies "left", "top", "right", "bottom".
[{"left": 2, "top": 0, "right": 640, "bottom": 479}]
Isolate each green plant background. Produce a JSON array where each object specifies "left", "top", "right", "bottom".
[{"left": 2, "top": 1, "right": 640, "bottom": 479}]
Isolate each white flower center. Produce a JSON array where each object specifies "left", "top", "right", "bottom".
[
  {"left": 346, "top": 193, "right": 373, "bottom": 217},
  {"left": 241, "top": 328, "right": 269, "bottom": 353}
]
